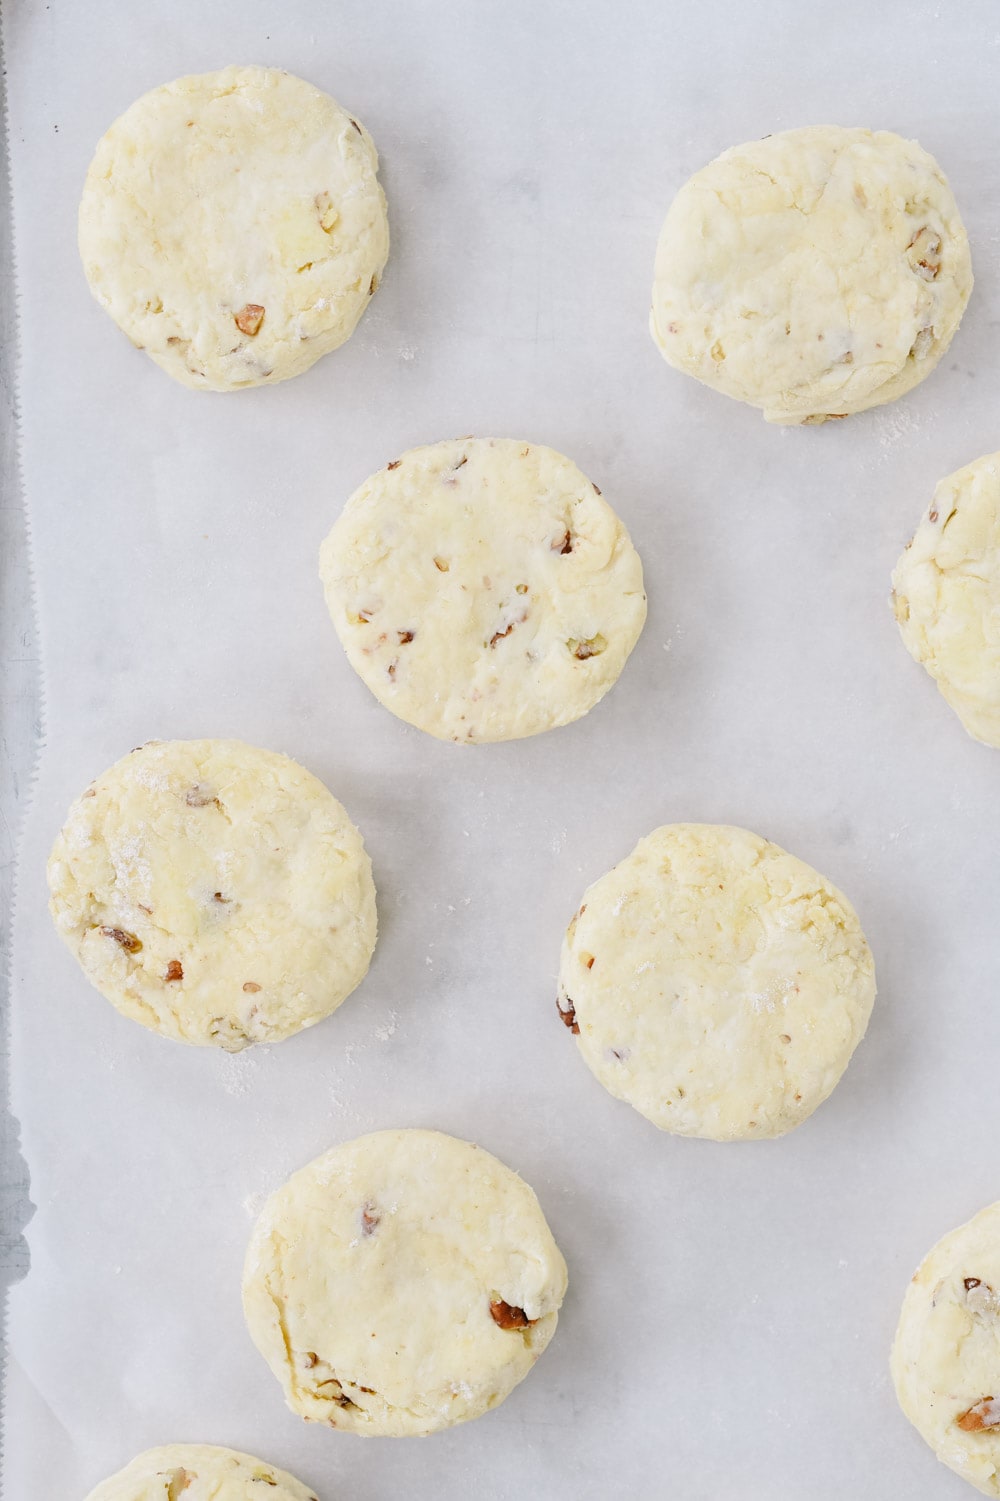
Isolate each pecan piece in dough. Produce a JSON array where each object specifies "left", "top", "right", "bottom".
[
  {"left": 234, "top": 303, "right": 265, "bottom": 336},
  {"left": 315, "top": 191, "right": 338, "bottom": 233},
  {"left": 908, "top": 226, "right": 942, "bottom": 280},
  {"left": 557, "top": 994, "right": 580, "bottom": 1034},
  {"left": 489, "top": 1298, "right": 537, "bottom": 1330},
  {"left": 164, "top": 960, "right": 183, "bottom": 982},
  {"left": 185, "top": 785, "right": 220, "bottom": 809},
  {"left": 956, "top": 1397, "right": 1000, "bottom": 1432},
  {"left": 99, "top": 926, "right": 142, "bottom": 954},
  {"left": 569, "top": 634, "right": 607, "bottom": 660}
]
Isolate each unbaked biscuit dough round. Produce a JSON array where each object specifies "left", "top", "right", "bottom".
[
  {"left": 319, "top": 438, "right": 647, "bottom": 743},
  {"left": 556, "top": 824, "right": 875, "bottom": 1140},
  {"left": 242, "top": 1129, "right": 568, "bottom": 1436},
  {"left": 84, "top": 1445, "right": 318, "bottom": 1501},
  {"left": 47, "top": 739, "right": 377, "bottom": 1050},
  {"left": 893, "top": 451, "right": 1000, "bottom": 748},
  {"left": 892, "top": 1201, "right": 1000, "bottom": 1496},
  {"left": 79, "top": 66, "right": 389, "bottom": 391},
  {"left": 650, "top": 125, "right": 972, "bottom": 424}
]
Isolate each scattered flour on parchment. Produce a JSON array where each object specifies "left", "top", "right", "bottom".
[
  {"left": 872, "top": 403, "right": 919, "bottom": 456},
  {"left": 373, "top": 1011, "right": 398, "bottom": 1042},
  {"left": 215, "top": 1048, "right": 261, "bottom": 1097}
]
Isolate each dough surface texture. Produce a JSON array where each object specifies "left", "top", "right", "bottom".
[
  {"left": 84, "top": 1445, "right": 318, "bottom": 1501},
  {"left": 242, "top": 1129, "right": 568, "bottom": 1435},
  {"left": 79, "top": 65, "right": 389, "bottom": 390},
  {"left": 650, "top": 125, "right": 972, "bottom": 424},
  {"left": 893, "top": 451, "right": 1000, "bottom": 747},
  {"left": 556, "top": 823, "right": 875, "bottom": 1140},
  {"left": 892, "top": 1201, "right": 1000, "bottom": 1496},
  {"left": 319, "top": 437, "right": 646, "bottom": 743},
  {"left": 47, "top": 739, "right": 377, "bottom": 1049}
]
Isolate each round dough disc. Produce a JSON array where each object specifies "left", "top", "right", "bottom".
[
  {"left": 47, "top": 739, "right": 377, "bottom": 1049},
  {"left": 242, "top": 1128, "right": 568, "bottom": 1436},
  {"left": 556, "top": 823, "right": 875, "bottom": 1140},
  {"left": 319, "top": 438, "right": 647, "bottom": 743},
  {"left": 650, "top": 125, "right": 972, "bottom": 424},
  {"left": 79, "top": 66, "right": 389, "bottom": 391},
  {"left": 892, "top": 1201, "right": 1000, "bottom": 1496},
  {"left": 84, "top": 1445, "right": 317, "bottom": 1501},
  {"left": 893, "top": 451, "right": 1000, "bottom": 748}
]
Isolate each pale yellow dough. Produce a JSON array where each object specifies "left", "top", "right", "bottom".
[
  {"left": 650, "top": 125, "right": 972, "bottom": 424},
  {"left": 893, "top": 451, "right": 1000, "bottom": 747},
  {"left": 892, "top": 1202, "right": 1000, "bottom": 1496},
  {"left": 319, "top": 438, "right": 647, "bottom": 743},
  {"left": 242, "top": 1129, "right": 568, "bottom": 1436},
  {"left": 47, "top": 739, "right": 377, "bottom": 1049},
  {"left": 79, "top": 66, "right": 389, "bottom": 390},
  {"left": 556, "top": 824, "right": 875, "bottom": 1140},
  {"left": 84, "top": 1445, "right": 317, "bottom": 1501}
]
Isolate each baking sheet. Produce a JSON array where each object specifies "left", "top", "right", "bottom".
[{"left": 6, "top": 1, "right": 1000, "bottom": 1496}]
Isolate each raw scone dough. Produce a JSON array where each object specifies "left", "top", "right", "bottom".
[
  {"left": 319, "top": 438, "right": 647, "bottom": 743},
  {"left": 47, "top": 739, "right": 377, "bottom": 1049},
  {"left": 79, "top": 66, "right": 389, "bottom": 390},
  {"left": 556, "top": 824, "right": 875, "bottom": 1140},
  {"left": 650, "top": 125, "right": 972, "bottom": 424},
  {"left": 892, "top": 1201, "right": 1000, "bottom": 1496},
  {"left": 892, "top": 451, "right": 1000, "bottom": 747},
  {"left": 242, "top": 1129, "right": 568, "bottom": 1436},
  {"left": 84, "top": 1445, "right": 318, "bottom": 1501}
]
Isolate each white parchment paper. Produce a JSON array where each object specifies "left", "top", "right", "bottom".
[{"left": 6, "top": 2, "right": 1000, "bottom": 1496}]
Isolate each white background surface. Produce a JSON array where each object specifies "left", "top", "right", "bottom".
[{"left": 5, "top": 1, "right": 1000, "bottom": 1496}]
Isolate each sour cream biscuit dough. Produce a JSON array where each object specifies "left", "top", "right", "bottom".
[
  {"left": 319, "top": 438, "right": 647, "bottom": 743},
  {"left": 243, "top": 1129, "right": 568, "bottom": 1436},
  {"left": 84, "top": 1445, "right": 319, "bottom": 1501},
  {"left": 893, "top": 451, "right": 1000, "bottom": 748},
  {"left": 892, "top": 1201, "right": 1000, "bottom": 1496},
  {"left": 79, "top": 66, "right": 389, "bottom": 390},
  {"left": 650, "top": 126, "right": 972, "bottom": 424},
  {"left": 47, "top": 739, "right": 377, "bottom": 1050},
  {"left": 557, "top": 823, "right": 875, "bottom": 1140}
]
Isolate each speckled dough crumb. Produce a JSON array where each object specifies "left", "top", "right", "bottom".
[
  {"left": 79, "top": 65, "right": 389, "bottom": 390},
  {"left": 892, "top": 1201, "right": 1000, "bottom": 1496},
  {"left": 556, "top": 824, "right": 875, "bottom": 1140},
  {"left": 650, "top": 125, "right": 972, "bottom": 424},
  {"left": 892, "top": 451, "right": 1000, "bottom": 747},
  {"left": 242, "top": 1129, "right": 568, "bottom": 1436},
  {"left": 84, "top": 1445, "right": 318, "bottom": 1501},
  {"left": 319, "top": 438, "right": 647, "bottom": 743},
  {"left": 47, "top": 739, "right": 377, "bottom": 1049}
]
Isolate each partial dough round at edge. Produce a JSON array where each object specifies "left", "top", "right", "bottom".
[
  {"left": 893, "top": 451, "right": 1000, "bottom": 748},
  {"left": 320, "top": 437, "right": 647, "bottom": 743},
  {"left": 79, "top": 65, "right": 389, "bottom": 390},
  {"left": 650, "top": 125, "right": 972, "bottom": 424},
  {"left": 557, "top": 823, "right": 875, "bottom": 1140},
  {"left": 84, "top": 1445, "right": 318, "bottom": 1501},
  {"left": 892, "top": 1201, "right": 1000, "bottom": 1497},
  {"left": 242, "top": 1128, "right": 568, "bottom": 1435},
  {"left": 47, "top": 738, "right": 377, "bottom": 1049}
]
